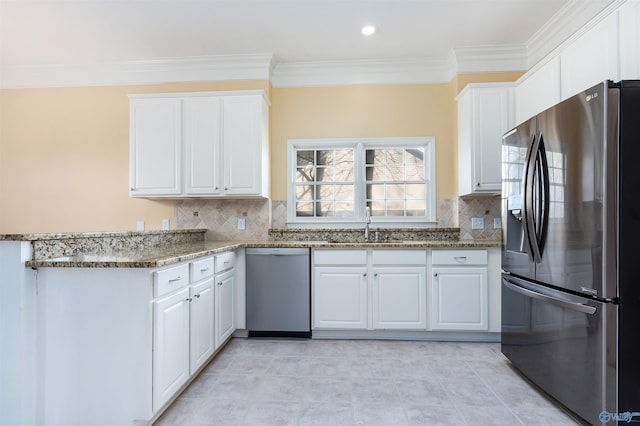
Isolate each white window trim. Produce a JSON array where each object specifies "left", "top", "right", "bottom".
[{"left": 287, "top": 137, "right": 436, "bottom": 228}]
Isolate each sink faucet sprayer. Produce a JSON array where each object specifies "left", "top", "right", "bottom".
[{"left": 364, "top": 206, "right": 371, "bottom": 240}]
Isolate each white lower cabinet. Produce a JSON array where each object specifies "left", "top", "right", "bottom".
[
  {"left": 189, "top": 277, "right": 215, "bottom": 372},
  {"left": 215, "top": 269, "right": 235, "bottom": 348},
  {"left": 214, "top": 252, "right": 236, "bottom": 349},
  {"left": 312, "top": 249, "right": 426, "bottom": 331},
  {"left": 152, "top": 287, "right": 191, "bottom": 410},
  {"left": 313, "top": 266, "right": 368, "bottom": 329},
  {"left": 372, "top": 267, "right": 426, "bottom": 329},
  {"left": 430, "top": 250, "right": 488, "bottom": 331}
]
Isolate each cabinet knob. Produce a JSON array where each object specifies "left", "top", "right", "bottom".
[
  {"left": 476, "top": 182, "right": 480, "bottom": 187},
  {"left": 363, "top": 273, "right": 367, "bottom": 277},
  {"left": 224, "top": 187, "right": 228, "bottom": 191},
  {"left": 215, "top": 187, "right": 219, "bottom": 190},
  {"left": 194, "top": 294, "right": 201, "bottom": 298},
  {"left": 186, "top": 297, "right": 193, "bottom": 302},
  {"left": 218, "top": 282, "right": 222, "bottom": 286},
  {"left": 434, "top": 273, "right": 438, "bottom": 277},
  {"left": 374, "top": 273, "right": 378, "bottom": 277}
]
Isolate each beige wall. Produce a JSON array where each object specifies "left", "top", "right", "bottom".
[
  {"left": 0, "top": 81, "right": 269, "bottom": 233},
  {"left": 271, "top": 83, "right": 457, "bottom": 201},
  {"left": 0, "top": 73, "right": 521, "bottom": 234}
]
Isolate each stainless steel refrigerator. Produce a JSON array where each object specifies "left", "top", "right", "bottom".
[{"left": 501, "top": 80, "right": 640, "bottom": 425}]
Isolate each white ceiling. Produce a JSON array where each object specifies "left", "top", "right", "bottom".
[{"left": 0, "top": 0, "right": 615, "bottom": 88}]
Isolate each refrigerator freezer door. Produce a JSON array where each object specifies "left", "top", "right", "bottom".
[{"left": 501, "top": 274, "right": 614, "bottom": 425}]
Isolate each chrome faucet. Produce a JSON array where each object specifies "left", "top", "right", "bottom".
[{"left": 364, "top": 206, "right": 371, "bottom": 241}]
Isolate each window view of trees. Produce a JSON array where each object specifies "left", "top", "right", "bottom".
[{"left": 293, "top": 142, "right": 429, "bottom": 220}]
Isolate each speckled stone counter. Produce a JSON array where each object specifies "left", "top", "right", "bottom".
[{"left": 3, "top": 227, "right": 500, "bottom": 268}]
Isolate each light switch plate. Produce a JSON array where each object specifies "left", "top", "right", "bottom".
[
  {"left": 162, "top": 219, "right": 170, "bottom": 230},
  {"left": 494, "top": 217, "right": 501, "bottom": 228},
  {"left": 471, "top": 217, "right": 484, "bottom": 230},
  {"left": 237, "top": 218, "right": 246, "bottom": 230},
  {"left": 136, "top": 221, "right": 145, "bottom": 231}
]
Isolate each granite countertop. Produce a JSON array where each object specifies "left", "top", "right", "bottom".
[{"left": 23, "top": 238, "right": 501, "bottom": 268}]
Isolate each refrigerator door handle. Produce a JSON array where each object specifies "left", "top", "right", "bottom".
[
  {"left": 503, "top": 278, "right": 597, "bottom": 315},
  {"left": 524, "top": 133, "right": 542, "bottom": 262},
  {"left": 522, "top": 133, "right": 538, "bottom": 261},
  {"left": 535, "top": 133, "right": 550, "bottom": 258}
]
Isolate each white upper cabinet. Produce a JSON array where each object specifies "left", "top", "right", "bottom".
[
  {"left": 222, "top": 95, "right": 270, "bottom": 196},
  {"left": 619, "top": 0, "right": 640, "bottom": 80},
  {"left": 129, "top": 90, "right": 270, "bottom": 198},
  {"left": 515, "top": 56, "right": 561, "bottom": 125},
  {"left": 129, "top": 98, "right": 182, "bottom": 196},
  {"left": 184, "top": 97, "right": 223, "bottom": 195},
  {"left": 457, "top": 83, "right": 514, "bottom": 196},
  {"left": 560, "top": 12, "right": 619, "bottom": 100}
]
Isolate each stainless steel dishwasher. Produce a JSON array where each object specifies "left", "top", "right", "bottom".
[{"left": 246, "top": 248, "right": 311, "bottom": 338}]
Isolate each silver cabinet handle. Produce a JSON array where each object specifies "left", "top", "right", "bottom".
[
  {"left": 224, "top": 261, "right": 229, "bottom": 264},
  {"left": 168, "top": 276, "right": 182, "bottom": 283},
  {"left": 200, "top": 267, "right": 209, "bottom": 272}
]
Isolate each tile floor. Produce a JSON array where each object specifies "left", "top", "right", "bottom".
[{"left": 155, "top": 338, "right": 582, "bottom": 426}]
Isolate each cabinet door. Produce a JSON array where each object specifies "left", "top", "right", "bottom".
[
  {"left": 560, "top": 12, "right": 619, "bottom": 100},
  {"left": 313, "top": 267, "right": 368, "bottom": 329},
  {"left": 215, "top": 270, "right": 235, "bottom": 349},
  {"left": 130, "top": 98, "right": 182, "bottom": 196},
  {"left": 515, "top": 56, "right": 561, "bottom": 124},
  {"left": 372, "top": 267, "right": 426, "bottom": 329},
  {"left": 190, "top": 278, "right": 215, "bottom": 373},
  {"left": 431, "top": 267, "right": 488, "bottom": 331},
  {"left": 153, "top": 287, "right": 190, "bottom": 411},
  {"left": 619, "top": 0, "right": 640, "bottom": 79},
  {"left": 222, "top": 95, "right": 264, "bottom": 195},
  {"left": 184, "top": 97, "right": 222, "bottom": 195}
]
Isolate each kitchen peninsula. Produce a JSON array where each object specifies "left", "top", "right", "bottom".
[{"left": 0, "top": 228, "right": 499, "bottom": 426}]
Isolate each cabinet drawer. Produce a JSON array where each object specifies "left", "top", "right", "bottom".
[
  {"left": 372, "top": 250, "right": 426, "bottom": 265},
  {"left": 314, "top": 249, "right": 367, "bottom": 265},
  {"left": 191, "top": 257, "right": 214, "bottom": 282},
  {"left": 155, "top": 264, "right": 190, "bottom": 297},
  {"left": 215, "top": 251, "right": 235, "bottom": 273},
  {"left": 432, "top": 249, "right": 487, "bottom": 265}
]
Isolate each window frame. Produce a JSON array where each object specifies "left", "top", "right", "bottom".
[{"left": 287, "top": 137, "right": 436, "bottom": 227}]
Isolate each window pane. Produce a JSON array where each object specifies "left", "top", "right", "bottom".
[
  {"left": 315, "top": 166, "right": 334, "bottom": 182},
  {"left": 406, "top": 184, "right": 425, "bottom": 199},
  {"left": 385, "top": 166, "right": 404, "bottom": 182},
  {"left": 317, "top": 150, "right": 334, "bottom": 166},
  {"left": 385, "top": 199, "right": 404, "bottom": 216},
  {"left": 297, "top": 151, "right": 314, "bottom": 167},
  {"left": 365, "top": 149, "right": 384, "bottom": 165},
  {"left": 334, "top": 150, "right": 354, "bottom": 167},
  {"left": 386, "top": 184, "right": 405, "bottom": 199},
  {"left": 317, "top": 185, "right": 334, "bottom": 200},
  {"left": 317, "top": 201, "right": 335, "bottom": 217},
  {"left": 406, "top": 148, "right": 425, "bottom": 166},
  {"left": 369, "top": 200, "right": 385, "bottom": 216},
  {"left": 367, "top": 183, "right": 386, "bottom": 200},
  {"left": 335, "top": 185, "right": 354, "bottom": 201},
  {"left": 406, "top": 199, "right": 426, "bottom": 216},
  {"left": 296, "top": 202, "right": 314, "bottom": 217},
  {"left": 335, "top": 202, "right": 355, "bottom": 217},
  {"left": 296, "top": 168, "right": 314, "bottom": 182},
  {"left": 366, "top": 166, "right": 384, "bottom": 181},
  {"left": 405, "top": 164, "right": 424, "bottom": 180},
  {"left": 296, "top": 185, "right": 313, "bottom": 201},
  {"left": 334, "top": 167, "right": 354, "bottom": 182},
  {"left": 386, "top": 149, "right": 404, "bottom": 165}
]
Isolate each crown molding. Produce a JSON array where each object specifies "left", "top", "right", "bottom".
[
  {"left": 271, "top": 56, "right": 455, "bottom": 88},
  {"left": 526, "top": 0, "right": 625, "bottom": 68},
  {"left": 0, "top": 53, "right": 275, "bottom": 89},
  {"left": 453, "top": 45, "right": 527, "bottom": 74}
]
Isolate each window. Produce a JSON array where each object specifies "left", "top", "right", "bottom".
[{"left": 288, "top": 137, "right": 435, "bottom": 226}]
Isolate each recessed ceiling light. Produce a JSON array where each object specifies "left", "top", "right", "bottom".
[{"left": 362, "top": 25, "right": 376, "bottom": 36}]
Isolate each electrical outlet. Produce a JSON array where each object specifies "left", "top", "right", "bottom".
[
  {"left": 471, "top": 217, "right": 484, "bottom": 230},
  {"left": 162, "top": 219, "right": 170, "bottom": 230},
  {"left": 237, "top": 218, "right": 246, "bottom": 230},
  {"left": 494, "top": 217, "right": 502, "bottom": 228},
  {"left": 136, "top": 221, "right": 145, "bottom": 231}
]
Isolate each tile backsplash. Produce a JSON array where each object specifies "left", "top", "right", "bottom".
[{"left": 173, "top": 196, "right": 500, "bottom": 241}]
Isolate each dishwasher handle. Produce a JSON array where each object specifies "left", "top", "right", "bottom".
[{"left": 246, "top": 248, "right": 310, "bottom": 256}]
